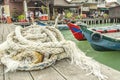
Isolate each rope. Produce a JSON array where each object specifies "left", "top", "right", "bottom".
[{"left": 0, "top": 24, "right": 107, "bottom": 80}]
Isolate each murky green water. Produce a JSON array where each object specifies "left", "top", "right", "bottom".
[{"left": 61, "top": 23, "right": 120, "bottom": 71}]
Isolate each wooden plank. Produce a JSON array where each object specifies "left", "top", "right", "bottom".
[
  {"left": 7, "top": 24, "right": 16, "bottom": 33},
  {"left": 0, "top": 34, "right": 3, "bottom": 44},
  {"left": 100, "top": 64, "right": 120, "bottom": 80},
  {"left": 1, "top": 24, "right": 32, "bottom": 80},
  {"left": 53, "top": 59, "right": 98, "bottom": 80},
  {"left": 0, "top": 24, "right": 4, "bottom": 35},
  {"left": 2, "top": 24, "right": 10, "bottom": 35},
  {"left": 53, "top": 59, "right": 120, "bottom": 80},
  {"left": 30, "top": 67, "right": 66, "bottom": 80},
  {"left": 5, "top": 24, "right": 12, "bottom": 33},
  {"left": 5, "top": 71, "right": 33, "bottom": 80},
  {"left": 2, "top": 34, "right": 8, "bottom": 42},
  {"left": 0, "top": 65, "right": 4, "bottom": 80}
]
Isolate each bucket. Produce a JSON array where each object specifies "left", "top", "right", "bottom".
[{"left": 40, "top": 14, "right": 48, "bottom": 21}]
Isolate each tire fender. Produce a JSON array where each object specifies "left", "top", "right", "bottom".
[{"left": 91, "top": 32, "right": 102, "bottom": 42}]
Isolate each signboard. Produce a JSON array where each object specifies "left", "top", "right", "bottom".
[
  {"left": 82, "top": 7, "right": 89, "bottom": 11},
  {"left": 65, "top": 0, "right": 88, "bottom": 3},
  {"left": 10, "top": 0, "right": 23, "bottom": 2}
]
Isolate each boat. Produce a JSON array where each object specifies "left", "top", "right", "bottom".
[
  {"left": 36, "top": 21, "right": 47, "bottom": 26},
  {"left": 65, "top": 19, "right": 120, "bottom": 41},
  {"left": 80, "top": 24, "right": 120, "bottom": 51},
  {"left": 66, "top": 21, "right": 85, "bottom": 40},
  {"left": 36, "top": 14, "right": 68, "bottom": 30}
]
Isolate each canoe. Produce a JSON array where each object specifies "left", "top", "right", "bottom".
[
  {"left": 80, "top": 24, "right": 120, "bottom": 51},
  {"left": 66, "top": 21, "right": 120, "bottom": 41}
]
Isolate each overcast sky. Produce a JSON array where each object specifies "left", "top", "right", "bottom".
[{"left": 106, "top": 0, "right": 117, "bottom": 2}]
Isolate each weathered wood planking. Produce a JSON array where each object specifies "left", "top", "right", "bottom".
[
  {"left": 53, "top": 59, "right": 120, "bottom": 80},
  {"left": 0, "top": 34, "right": 3, "bottom": 44},
  {"left": 2, "top": 24, "right": 10, "bottom": 35},
  {"left": 0, "top": 66, "right": 4, "bottom": 80},
  {"left": 30, "top": 67, "right": 66, "bottom": 80},
  {"left": 100, "top": 64, "right": 120, "bottom": 80},
  {"left": 0, "top": 25, "right": 4, "bottom": 80},
  {"left": 53, "top": 59, "right": 98, "bottom": 80},
  {"left": 1, "top": 24, "right": 15, "bottom": 41},
  {"left": 7, "top": 24, "right": 16, "bottom": 33},
  {"left": 2, "top": 34, "right": 8, "bottom": 42},
  {"left": 5, "top": 71, "right": 33, "bottom": 80},
  {"left": 0, "top": 24, "right": 4, "bottom": 35}
]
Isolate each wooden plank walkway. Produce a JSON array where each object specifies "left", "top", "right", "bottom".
[{"left": 0, "top": 23, "right": 120, "bottom": 80}]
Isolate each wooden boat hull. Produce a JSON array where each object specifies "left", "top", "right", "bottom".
[
  {"left": 67, "top": 22, "right": 85, "bottom": 40},
  {"left": 66, "top": 21, "right": 120, "bottom": 41},
  {"left": 80, "top": 25, "right": 120, "bottom": 51}
]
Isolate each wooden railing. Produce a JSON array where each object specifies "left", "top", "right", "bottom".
[
  {"left": 79, "top": 18, "right": 120, "bottom": 25},
  {"left": 40, "top": 18, "right": 120, "bottom": 26}
]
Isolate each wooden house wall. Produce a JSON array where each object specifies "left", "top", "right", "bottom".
[{"left": 109, "top": 6, "right": 120, "bottom": 18}]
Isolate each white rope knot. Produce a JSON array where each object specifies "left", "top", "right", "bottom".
[{"left": 0, "top": 25, "right": 107, "bottom": 80}]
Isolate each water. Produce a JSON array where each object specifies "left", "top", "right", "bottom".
[{"left": 61, "top": 23, "right": 120, "bottom": 71}]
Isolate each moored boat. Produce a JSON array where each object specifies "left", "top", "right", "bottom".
[
  {"left": 66, "top": 21, "right": 85, "bottom": 40},
  {"left": 36, "top": 21, "right": 68, "bottom": 30},
  {"left": 65, "top": 20, "right": 120, "bottom": 41},
  {"left": 80, "top": 24, "right": 120, "bottom": 51}
]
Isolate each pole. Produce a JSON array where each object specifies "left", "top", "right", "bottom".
[
  {"left": 47, "top": 2, "right": 50, "bottom": 21},
  {"left": 0, "top": 6, "right": 2, "bottom": 23},
  {"left": 23, "top": 0, "right": 28, "bottom": 21},
  {"left": 81, "top": 4, "right": 83, "bottom": 15}
]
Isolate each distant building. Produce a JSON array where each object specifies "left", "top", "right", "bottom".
[
  {"left": 0, "top": 0, "right": 111, "bottom": 20},
  {"left": 109, "top": 6, "right": 120, "bottom": 18},
  {"left": 107, "top": 2, "right": 120, "bottom": 18},
  {"left": 1, "top": 0, "right": 49, "bottom": 20}
]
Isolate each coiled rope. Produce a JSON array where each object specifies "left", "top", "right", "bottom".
[{"left": 0, "top": 24, "right": 107, "bottom": 80}]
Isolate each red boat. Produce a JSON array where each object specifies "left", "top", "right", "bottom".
[
  {"left": 67, "top": 22, "right": 85, "bottom": 40},
  {"left": 65, "top": 20, "right": 120, "bottom": 41}
]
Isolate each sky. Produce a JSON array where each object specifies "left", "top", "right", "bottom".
[{"left": 105, "top": 0, "right": 117, "bottom": 2}]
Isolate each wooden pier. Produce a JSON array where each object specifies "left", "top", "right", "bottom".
[
  {"left": 0, "top": 23, "right": 120, "bottom": 80},
  {"left": 40, "top": 18, "right": 120, "bottom": 26}
]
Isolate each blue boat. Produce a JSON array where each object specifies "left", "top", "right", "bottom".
[
  {"left": 36, "top": 21, "right": 47, "bottom": 26},
  {"left": 36, "top": 21, "right": 68, "bottom": 30},
  {"left": 80, "top": 24, "right": 120, "bottom": 51}
]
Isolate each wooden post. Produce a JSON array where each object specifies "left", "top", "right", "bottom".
[
  {"left": 98, "top": 19, "right": 100, "bottom": 24},
  {"left": 53, "top": 7, "right": 55, "bottom": 20},
  {"left": 102, "top": 19, "right": 104, "bottom": 24},
  {"left": 23, "top": 0, "right": 28, "bottom": 21},
  {"left": 106, "top": 19, "right": 108, "bottom": 24},
  {"left": 108, "top": 18, "right": 110, "bottom": 23},
  {"left": 47, "top": 2, "right": 50, "bottom": 21},
  {"left": 0, "top": 6, "right": 2, "bottom": 23}
]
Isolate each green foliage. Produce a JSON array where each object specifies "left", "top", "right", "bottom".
[
  {"left": 75, "top": 16, "right": 80, "bottom": 19},
  {"left": 103, "top": 14, "right": 109, "bottom": 18},
  {"left": 17, "top": 14, "right": 25, "bottom": 20},
  {"left": 79, "top": 14, "right": 83, "bottom": 19},
  {"left": 65, "top": 12, "right": 73, "bottom": 18}
]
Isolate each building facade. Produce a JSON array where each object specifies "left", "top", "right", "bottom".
[{"left": 0, "top": 0, "right": 109, "bottom": 20}]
